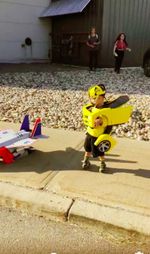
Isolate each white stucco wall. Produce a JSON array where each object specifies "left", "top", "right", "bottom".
[{"left": 0, "top": 0, "right": 51, "bottom": 62}]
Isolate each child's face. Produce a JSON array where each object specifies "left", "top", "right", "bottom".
[
  {"left": 91, "top": 28, "right": 96, "bottom": 34},
  {"left": 120, "top": 34, "right": 125, "bottom": 40},
  {"left": 90, "top": 95, "right": 105, "bottom": 107}
]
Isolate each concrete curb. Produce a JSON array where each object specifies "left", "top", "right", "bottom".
[
  {"left": 69, "top": 200, "right": 150, "bottom": 237},
  {"left": 0, "top": 182, "right": 73, "bottom": 222},
  {"left": 0, "top": 181, "right": 150, "bottom": 239}
]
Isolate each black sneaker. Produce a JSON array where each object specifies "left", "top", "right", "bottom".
[
  {"left": 82, "top": 159, "right": 91, "bottom": 169},
  {"left": 99, "top": 161, "right": 106, "bottom": 173}
]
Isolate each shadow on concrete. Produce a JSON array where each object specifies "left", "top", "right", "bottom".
[
  {"left": 0, "top": 63, "right": 84, "bottom": 74},
  {"left": 0, "top": 148, "right": 147, "bottom": 179},
  {"left": 106, "top": 157, "right": 137, "bottom": 163},
  {"left": 90, "top": 165, "right": 150, "bottom": 178},
  {"left": 0, "top": 147, "right": 84, "bottom": 173},
  {"left": 105, "top": 153, "right": 120, "bottom": 157},
  {"left": 103, "top": 167, "right": 150, "bottom": 178}
]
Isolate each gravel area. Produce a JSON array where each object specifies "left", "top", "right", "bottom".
[{"left": 0, "top": 67, "right": 150, "bottom": 141}]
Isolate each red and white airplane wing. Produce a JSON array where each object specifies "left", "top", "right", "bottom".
[
  {"left": 7, "top": 138, "right": 36, "bottom": 148},
  {"left": 0, "top": 129, "right": 15, "bottom": 138}
]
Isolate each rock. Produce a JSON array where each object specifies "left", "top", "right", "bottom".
[{"left": 0, "top": 67, "right": 149, "bottom": 141}]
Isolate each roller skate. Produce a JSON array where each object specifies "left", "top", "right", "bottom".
[
  {"left": 99, "top": 160, "right": 107, "bottom": 173},
  {"left": 82, "top": 157, "right": 91, "bottom": 170}
]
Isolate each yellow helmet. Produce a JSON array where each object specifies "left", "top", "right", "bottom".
[{"left": 88, "top": 84, "right": 106, "bottom": 99}]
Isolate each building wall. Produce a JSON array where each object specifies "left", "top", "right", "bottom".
[
  {"left": 51, "top": 0, "right": 104, "bottom": 66},
  {"left": 101, "top": 0, "right": 150, "bottom": 67},
  {"left": 0, "top": 0, "right": 51, "bottom": 63},
  {"left": 51, "top": 0, "right": 150, "bottom": 67}
]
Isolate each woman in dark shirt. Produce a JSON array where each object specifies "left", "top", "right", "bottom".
[
  {"left": 113, "top": 33, "right": 131, "bottom": 73},
  {"left": 86, "top": 27, "right": 100, "bottom": 71}
]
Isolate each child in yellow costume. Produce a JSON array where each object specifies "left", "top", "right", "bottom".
[
  {"left": 82, "top": 84, "right": 132, "bottom": 172},
  {"left": 82, "top": 84, "right": 110, "bottom": 172}
]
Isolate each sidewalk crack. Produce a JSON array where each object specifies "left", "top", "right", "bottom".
[{"left": 65, "top": 199, "right": 75, "bottom": 222}]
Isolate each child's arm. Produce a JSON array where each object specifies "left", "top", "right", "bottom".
[{"left": 113, "top": 42, "right": 118, "bottom": 57}]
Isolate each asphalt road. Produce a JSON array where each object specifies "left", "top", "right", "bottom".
[{"left": 0, "top": 207, "right": 149, "bottom": 254}]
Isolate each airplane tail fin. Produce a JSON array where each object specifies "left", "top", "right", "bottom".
[
  {"left": 30, "top": 118, "right": 42, "bottom": 138},
  {"left": 20, "top": 115, "right": 30, "bottom": 131}
]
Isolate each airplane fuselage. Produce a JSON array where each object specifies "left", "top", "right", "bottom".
[{"left": 0, "top": 130, "right": 30, "bottom": 148}]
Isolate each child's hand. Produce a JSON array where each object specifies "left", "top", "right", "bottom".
[{"left": 94, "top": 117, "right": 103, "bottom": 127}]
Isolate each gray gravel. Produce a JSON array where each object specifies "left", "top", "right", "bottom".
[{"left": 0, "top": 67, "right": 150, "bottom": 141}]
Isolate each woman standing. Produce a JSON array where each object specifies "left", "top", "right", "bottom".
[
  {"left": 86, "top": 27, "right": 100, "bottom": 71},
  {"left": 113, "top": 33, "right": 131, "bottom": 73}
]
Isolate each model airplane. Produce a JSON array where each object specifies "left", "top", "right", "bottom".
[{"left": 0, "top": 115, "right": 44, "bottom": 164}]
